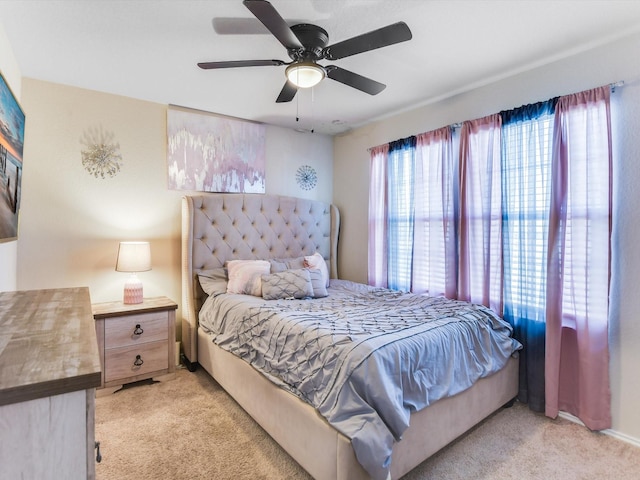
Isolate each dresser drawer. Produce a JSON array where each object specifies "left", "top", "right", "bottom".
[
  {"left": 104, "top": 341, "right": 169, "bottom": 383},
  {"left": 104, "top": 311, "right": 168, "bottom": 349}
]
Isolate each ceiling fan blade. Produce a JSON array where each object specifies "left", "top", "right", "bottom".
[
  {"left": 197, "top": 59, "right": 286, "bottom": 69},
  {"left": 326, "top": 66, "right": 386, "bottom": 95},
  {"left": 212, "top": 17, "right": 272, "bottom": 35},
  {"left": 323, "top": 22, "right": 412, "bottom": 60},
  {"left": 243, "top": 0, "right": 303, "bottom": 50},
  {"left": 212, "top": 17, "right": 305, "bottom": 35},
  {"left": 276, "top": 80, "right": 297, "bottom": 103}
]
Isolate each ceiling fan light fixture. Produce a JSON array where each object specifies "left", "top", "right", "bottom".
[{"left": 286, "top": 62, "right": 325, "bottom": 88}]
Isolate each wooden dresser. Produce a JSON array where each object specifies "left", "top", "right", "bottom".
[{"left": 0, "top": 287, "right": 102, "bottom": 480}]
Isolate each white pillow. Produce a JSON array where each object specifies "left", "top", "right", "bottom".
[
  {"left": 226, "top": 260, "right": 270, "bottom": 296},
  {"left": 307, "top": 269, "right": 328, "bottom": 298},
  {"left": 304, "top": 252, "right": 329, "bottom": 288}
]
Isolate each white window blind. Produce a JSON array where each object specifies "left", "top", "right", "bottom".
[
  {"left": 387, "top": 147, "right": 414, "bottom": 291},
  {"left": 502, "top": 114, "right": 553, "bottom": 320}
]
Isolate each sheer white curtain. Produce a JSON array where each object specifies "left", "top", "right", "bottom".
[
  {"left": 412, "top": 127, "right": 457, "bottom": 297},
  {"left": 368, "top": 144, "right": 389, "bottom": 287},
  {"left": 458, "top": 114, "right": 503, "bottom": 313},
  {"left": 546, "top": 86, "right": 612, "bottom": 429}
]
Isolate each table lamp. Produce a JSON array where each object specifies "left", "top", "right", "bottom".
[{"left": 115, "top": 241, "right": 151, "bottom": 304}]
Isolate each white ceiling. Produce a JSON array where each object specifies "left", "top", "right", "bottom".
[{"left": 1, "top": 0, "right": 640, "bottom": 135}]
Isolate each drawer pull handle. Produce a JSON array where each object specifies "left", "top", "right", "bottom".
[
  {"left": 133, "top": 324, "right": 144, "bottom": 335},
  {"left": 133, "top": 355, "right": 144, "bottom": 367}
]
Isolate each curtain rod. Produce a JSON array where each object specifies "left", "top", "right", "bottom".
[
  {"left": 368, "top": 81, "right": 626, "bottom": 151},
  {"left": 449, "top": 81, "right": 624, "bottom": 130},
  {"left": 610, "top": 80, "right": 624, "bottom": 92}
]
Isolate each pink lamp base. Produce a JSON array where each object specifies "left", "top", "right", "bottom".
[{"left": 123, "top": 274, "right": 143, "bottom": 304}]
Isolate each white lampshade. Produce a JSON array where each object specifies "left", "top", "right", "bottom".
[
  {"left": 285, "top": 62, "right": 325, "bottom": 88},
  {"left": 116, "top": 241, "right": 151, "bottom": 273},
  {"left": 116, "top": 241, "right": 151, "bottom": 304}
]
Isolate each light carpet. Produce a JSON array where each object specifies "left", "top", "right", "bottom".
[{"left": 95, "top": 367, "right": 640, "bottom": 479}]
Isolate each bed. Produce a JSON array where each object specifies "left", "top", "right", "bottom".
[{"left": 181, "top": 193, "right": 520, "bottom": 480}]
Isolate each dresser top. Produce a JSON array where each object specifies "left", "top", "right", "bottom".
[{"left": 0, "top": 287, "right": 102, "bottom": 406}]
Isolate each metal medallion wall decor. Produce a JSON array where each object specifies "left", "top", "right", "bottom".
[
  {"left": 296, "top": 164, "right": 317, "bottom": 190},
  {"left": 80, "top": 127, "right": 123, "bottom": 179}
]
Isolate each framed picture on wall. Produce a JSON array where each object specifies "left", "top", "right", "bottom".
[
  {"left": 0, "top": 71, "right": 25, "bottom": 242},
  {"left": 166, "top": 105, "right": 266, "bottom": 193}
]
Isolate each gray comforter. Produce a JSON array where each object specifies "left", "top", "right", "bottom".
[{"left": 199, "top": 279, "right": 521, "bottom": 480}]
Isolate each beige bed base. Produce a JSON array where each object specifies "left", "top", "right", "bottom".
[
  {"left": 198, "top": 329, "right": 518, "bottom": 479},
  {"left": 181, "top": 193, "right": 518, "bottom": 479}
]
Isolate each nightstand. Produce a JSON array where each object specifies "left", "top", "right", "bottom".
[{"left": 92, "top": 296, "right": 177, "bottom": 394}]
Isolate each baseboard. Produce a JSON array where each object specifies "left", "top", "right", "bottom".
[{"left": 558, "top": 411, "right": 640, "bottom": 448}]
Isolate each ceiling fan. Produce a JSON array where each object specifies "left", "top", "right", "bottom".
[{"left": 198, "top": 0, "right": 412, "bottom": 103}]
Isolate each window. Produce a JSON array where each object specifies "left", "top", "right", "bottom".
[
  {"left": 502, "top": 112, "right": 554, "bottom": 321},
  {"left": 368, "top": 87, "right": 612, "bottom": 427},
  {"left": 387, "top": 141, "right": 415, "bottom": 291}
]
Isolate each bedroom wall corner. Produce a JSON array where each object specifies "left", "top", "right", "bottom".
[
  {"left": 333, "top": 31, "right": 640, "bottom": 446},
  {"left": 264, "top": 126, "right": 333, "bottom": 204},
  {"left": 0, "top": 20, "right": 22, "bottom": 292},
  {"left": 17, "top": 79, "right": 182, "bottom": 312}
]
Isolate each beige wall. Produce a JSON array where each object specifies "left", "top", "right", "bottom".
[
  {"left": 0, "top": 22, "right": 22, "bottom": 292},
  {"left": 17, "top": 79, "right": 333, "bottom": 337},
  {"left": 333, "top": 32, "right": 640, "bottom": 444}
]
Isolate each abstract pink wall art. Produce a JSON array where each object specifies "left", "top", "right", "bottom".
[{"left": 167, "top": 106, "right": 266, "bottom": 193}]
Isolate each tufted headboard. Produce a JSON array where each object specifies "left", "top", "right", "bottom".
[{"left": 181, "top": 193, "right": 340, "bottom": 364}]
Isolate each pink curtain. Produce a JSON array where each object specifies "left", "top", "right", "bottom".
[
  {"left": 458, "top": 114, "right": 503, "bottom": 313},
  {"left": 412, "top": 127, "right": 456, "bottom": 298},
  {"left": 545, "top": 86, "right": 612, "bottom": 429},
  {"left": 368, "top": 144, "right": 389, "bottom": 287}
]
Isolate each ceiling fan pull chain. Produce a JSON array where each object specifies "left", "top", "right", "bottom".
[{"left": 310, "top": 87, "right": 315, "bottom": 133}]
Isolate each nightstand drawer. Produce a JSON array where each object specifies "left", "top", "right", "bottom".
[
  {"left": 93, "top": 296, "right": 178, "bottom": 390},
  {"left": 104, "top": 341, "right": 169, "bottom": 383},
  {"left": 104, "top": 311, "right": 168, "bottom": 349}
]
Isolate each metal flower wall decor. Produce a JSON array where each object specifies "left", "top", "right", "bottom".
[
  {"left": 80, "top": 126, "right": 123, "bottom": 179},
  {"left": 296, "top": 164, "right": 317, "bottom": 190}
]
